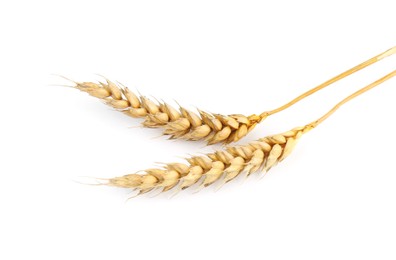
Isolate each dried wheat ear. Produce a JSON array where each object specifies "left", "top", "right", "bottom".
[
  {"left": 73, "top": 80, "right": 264, "bottom": 144},
  {"left": 102, "top": 69, "right": 396, "bottom": 196},
  {"left": 108, "top": 126, "right": 306, "bottom": 196},
  {"left": 71, "top": 46, "right": 396, "bottom": 145}
]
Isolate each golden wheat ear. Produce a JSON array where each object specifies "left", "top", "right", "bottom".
[
  {"left": 68, "top": 46, "right": 396, "bottom": 145},
  {"left": 70, "top": 78, "right": 265, "bottom": 144},
  {"left": 104, "top": 69, "right": 396, "bottom": 197}
]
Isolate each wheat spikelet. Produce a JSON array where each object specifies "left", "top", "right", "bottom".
[
  {"left": 72, "top": 79, "right": 264, "bottom": 144},
  {"left": 105, "top": 126, "right": 306, "bottom": 196},
  {"left": 101, "top": 68, "right": 396, "bottom": 196},
  {"left": 68, "top": 46, "right": 396, "bottom": 145}
]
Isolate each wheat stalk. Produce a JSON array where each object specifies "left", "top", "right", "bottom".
[
  {"left": 69, "top": 46, "right": 396, "bottom": 144},
  {"left": 102, "top": 69, "right": 396, "bottom": 196}
]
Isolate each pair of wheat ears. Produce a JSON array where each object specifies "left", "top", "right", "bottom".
[{"left": 67, "top": 46, "right": 396, "bottom": 197}]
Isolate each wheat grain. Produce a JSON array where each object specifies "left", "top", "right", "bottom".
[
  {"left": 69, "top": 46, "right": 396, "bottom": 145},
  {"left": 102, "top": 69, "right": 396, "bottom": 196}
]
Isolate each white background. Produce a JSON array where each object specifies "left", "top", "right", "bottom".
[{"left": 1, "top": 1, "right": 396, "bottom": 259}]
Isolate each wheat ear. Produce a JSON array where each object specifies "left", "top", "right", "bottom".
[
  {"left": 104, "top": 69, "right": 396, "bottom": 196},
  {"left": 70, "top": 46, "right": 396, "bottom": 144},
  {"left": 71, "top": 79, "right": 263, "bottom": 144}
]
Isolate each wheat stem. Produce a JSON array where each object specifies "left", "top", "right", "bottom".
[
  {"left": 264, "top": 46, "right": 396, "bottom": 117},
  {"left": 306, "top": 69, "right": 396, "bottom": 131}
]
